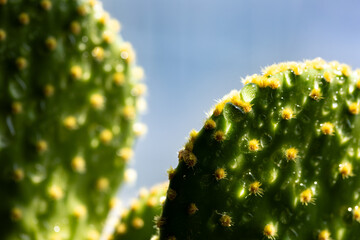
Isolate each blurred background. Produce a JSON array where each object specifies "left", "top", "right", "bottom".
[{"left": 101, "top": 0, "right": 360, "bottom": 202}]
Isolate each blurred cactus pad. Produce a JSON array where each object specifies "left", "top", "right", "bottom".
[
  {"left": 160, "top": 58, "right": 360, "bottom": 240},
  {"left": 0, "top": 0, "right": 146, "bottom": 239},
  {"left": 112, "top": 182, "right": 168, "bottom": 240}
]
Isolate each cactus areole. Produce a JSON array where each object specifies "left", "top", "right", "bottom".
[
  {"left": 160, "top": 59, "right": 360, "bottom": 240},
  {"left": 0, "top": 0, "right": 146, "bottom": 239}
]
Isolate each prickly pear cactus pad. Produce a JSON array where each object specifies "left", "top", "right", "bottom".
[
  {"left": 0, "top": 0, "right": 146, "bottom": 239},
  {"left": 160, "top": 58, "right": 360, "bottom": 240},
  {"left": 111, "top": 182, "right": 168, "bottom": 240}
]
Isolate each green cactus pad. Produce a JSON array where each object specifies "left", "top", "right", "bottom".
[
  {"left": 0, "top": 0, "right": 146, "bottom": 239},
  {"left": 160, "top": 59, "right": 360, "bottom": 240},
  {"left": 111, "top": 182, "right": 168, "bottom": 240}
]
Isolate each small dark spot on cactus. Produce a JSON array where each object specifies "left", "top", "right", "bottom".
[
  {"left": 318, "top": 230, "right": 331, "bottom": 240},
  {"left": 204, "top": 119, "right": 216, "bottom": 130},
  {"left": 18, "top": 13, "right": 30, "bottom": 25},
  {"left": 188, "top": 203, "right": 198, "bottom": 215},
  {"left": 132, "top": 217, "right": 144, "bottom": 229},
  {"left": 321, "top": 122, "right": 334, "bottom": 135},
  {"left": 214, "top": 130, "right": 225, "bottom": 142},
  {"left": 249, "top": 181, "right": 264, "bottom": 197},
  {"left": 219, "top": 214, "right": 232, "bottom": 227},
  {"left": 300, "top": 189, "right": 315, "bottom": 205},
  {"left": 167, "top": 188, "right": 177, "bottom": 201},
  {"left": 214, "top": 168, "right": 227, "bottom": 181},
  {"left": 263, "top": 223, "right": 277, "bottom": 240}
]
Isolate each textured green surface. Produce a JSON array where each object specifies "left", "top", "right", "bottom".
[
  {"left": 160, "top": 59, "right": 360, "bottom": 240},
  {"left": 0, "top": 0, "right": 146, "bottom": 239},
  {"left": 112, "top": 182, "right": 168, "bottom": 240}
]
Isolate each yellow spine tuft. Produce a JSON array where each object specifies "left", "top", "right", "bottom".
[
  {"left": 300, "top": 189, "right": 315, "bottom": 205},
  {"left": 349, "top": 102, "right": 359, "bottom": 115},
  {"left": 214, "top": 168, "right": 227, "bottom": 181},
  {"left": 40, "top": 0, "right": 52, "bottom": 10},
  {"left": 248, "top": 139, "right": 260, "bottom": 152},
  {"left": 318, "top": 230, "right": 331, "bottom": 240},
  {"left": 285, "top": 148, "right": 298, "bottom": 162},
  {"left": 263, "top": 223, "right": 277, "bottom": 240},
  {"left": 320, "top": 122, "right": 334, "bottom": 135},
  {"left": 339, "top": 162, "right": 353, "bottom": 179},
  {"left": 249, "top": 181, "right": 264, "bottom": 197},
  {"left": 219, "top": 214, "right": 232, "bottom": 227},
  {"left": 18, "top": 13, "right": 30, "bottom": 25}
]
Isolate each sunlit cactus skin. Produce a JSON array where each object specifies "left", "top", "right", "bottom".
[
  {"left": 0, "top": 0, "right": 146, "bottom": 239},
  {"left": 160, "top": 59, "right": 360, "bottom": 240},
  {"left": 111, "top": 182, "right": 168, "bottom": 240}
]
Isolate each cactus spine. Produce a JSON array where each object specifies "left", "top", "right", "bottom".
[
  {"left": 160, "top": 59, "right": 360, "bottom": 240},
  {"left": 0, "top": 0, "right": 145, "bottom": 239}
]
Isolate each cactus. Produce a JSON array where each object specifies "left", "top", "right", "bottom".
[
  {"left": 111, "top": 182, "right": 168, "bottom": 240},
  {"left": 0, "top": 0, "right": 146, "bottom": 239},
  {"left": 160, "top": 58, "right": 360, "bottom": 240}
]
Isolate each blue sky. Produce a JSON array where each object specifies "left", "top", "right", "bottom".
[{"left": 101, "top": 0, "right": 360, "bottom": 200}]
